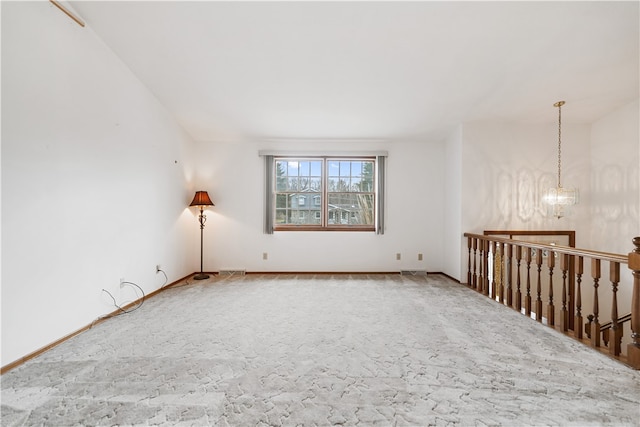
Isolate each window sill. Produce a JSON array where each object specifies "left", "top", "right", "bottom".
[{"left": 274, "top": 226, "right": 375, "bottom": 232}]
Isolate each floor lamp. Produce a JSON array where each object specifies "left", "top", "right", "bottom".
[{"left": 190, "top": 191, "right": 214, "bottom": 280}]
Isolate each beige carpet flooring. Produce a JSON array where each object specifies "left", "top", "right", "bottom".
[{"left": 2, "top": 273, "right": 639, "bottom": 426}]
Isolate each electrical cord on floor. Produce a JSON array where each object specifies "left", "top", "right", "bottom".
[
  {"left": 90, "top": 311, "right": 116, "bottom": 328},
  {"left": 158, "top": 269, "right": 169, "bottom": 288},
  {"left": 158, "top": 269, "right": 170, "bottom": 288},
  {"left": 101, "top": 281, "right": 145, "bottom": 314},
  {"left": 91, "top": 281, "right": 145, "bottom": 328},
  {"left": 163, "top": 278, "right": 193, "bottom": 289}
]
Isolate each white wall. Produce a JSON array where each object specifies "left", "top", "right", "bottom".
[
  {"left": 589, "top": 99, "right": 639, "bottom": 317},
  {"left": 443, "top": 125, "right": 463, "bottom": 280},
  {"left": 1, "top": 2, "right": 196, "bottom": 365},
  {"left": 590, "top": 99, "right": 640, "bottom": 254},
  {"left": 192, "top": 139, "right": 445, "bottom": 273}
]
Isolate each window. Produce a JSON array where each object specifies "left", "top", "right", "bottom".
[{"left": 267, "top": 156, "right": 383, "bottom": 232}]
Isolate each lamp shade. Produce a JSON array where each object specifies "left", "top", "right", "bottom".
[{"left": 189, "top": 191, "right": 214, "bottom": 207}]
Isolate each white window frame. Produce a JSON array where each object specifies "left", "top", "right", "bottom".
[{"left": 263, "top": 154, "right": 386, "bottom": 233}]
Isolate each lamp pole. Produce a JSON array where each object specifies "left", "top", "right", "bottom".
[
  {"left": 189, "top": 191, "right": 214, "bottom": 280},
  {"left": 195, "top": 206, "right": 209, "bottom": 280}
]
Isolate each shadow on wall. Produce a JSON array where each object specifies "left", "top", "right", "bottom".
[
  {"left": 591, "top": 163, "right": 639, "bottom": 254},
  {"left": 492, "top": 168, "right": 572, "bottom": 228}
]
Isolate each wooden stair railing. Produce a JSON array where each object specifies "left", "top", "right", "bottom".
[
  {"left": 586, "top": 313, "right": 632, "bottom": 353},
  {"left": 464, "top": 233, "right": 640, "bottom": 370},
  {"left": 628, "top": 237, "right": 640, "bottom": 368}
]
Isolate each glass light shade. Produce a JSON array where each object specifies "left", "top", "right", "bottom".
[
  {"left": 189, "top": 191, "right": 214, "bottom": 207},
  {"left": 543, "top": 187, "right": 579, "bottom": 219}
]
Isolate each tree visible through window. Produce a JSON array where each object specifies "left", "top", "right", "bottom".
[{"left": 274, "top": 157, "right": 376, "bottom": 230}]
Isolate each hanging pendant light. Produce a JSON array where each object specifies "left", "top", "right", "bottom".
[{"left": 543, "top": 101, "right": 579, "bottom": 219}]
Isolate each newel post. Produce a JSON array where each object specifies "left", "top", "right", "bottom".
[{"left": 628, "top": 237, "right": 640, "bottom": 369}]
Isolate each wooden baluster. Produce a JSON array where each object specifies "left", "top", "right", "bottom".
[
  {"left": 609, "top": 261, "right": 621, "bottom": 357},
  {"left": 467, "top": 238, "right": 472, "bottom": 287},
  {"left": 497, "top": 242, "right": 504, "bottom": 303},
  {"left": 574, "top": 256, "right": 584, "bottom": 339},
  {"left": 591, "top": 259, "right": 601, "bottom": 347},
  {"left": 491, "top": 241, "right": 497, "bottom": 300},
  {"left": 535, "top": 249, "right": 543, "bottom": 322},
  {"left": 602, "top": 327, "right": 610, "bottom": 348},
  {"left": 559, "top": 254, "right": 569, "bottom": 332},
  {"left": 478, "top": 240, "right": 485, "bottom": 294},
  {"left": 547, "top": 249, "right": 555, "bottom": 326},
  {"left": 515, "top": 245, "right": 522, "bottom": 312},
  {"left": 525, "top": 247, "right": 532, "bottom": 317},
  {"left": 472, "top": 238, "right": 478, "bottom": 290},
  {"left": 483, "top": 240, "right": 490, "bottom": 297},
  {"left": 505, "top": 243, "right": 512, "bottom": 307},
  {"left": 568, "top": 253, "right": 576, "bottom": 331},
  {"left": 627, "top": 237, "right": 640, "bottom": 369},
  {"left": 585, "top": 314, "right": 593, "bottom": 339}
]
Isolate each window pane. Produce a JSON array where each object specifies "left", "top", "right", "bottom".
[
  {"left": 275, "top": 208, "right": 288, "bottom": 224},
  {"left": 350, "top": 177, "right": 361, "bottom": 191},
  {"left": 361, "top": 178, "right": 373, "bottom": 192},
  {"left": 339, "top": 161, "right": 351, "bottom": 177},
  {"left": 287, "top": 161, "right": 299, "bottom": 176},
  {"left": 328, "top": 177, "right": 337, "bottom": 191},
  {"left": 311, "top": 161, "right": 322, "bottom": 176},
  {"left": 276, "top": 160, "right": 287, "bottom": 174},
  {"left": 275, "top": 161, "right": 288, "bottom": 191},
  {"left": 275, "top": 194, "right": 289, "bottom": 208},
  {"left": 309, "top": 177, "right": 321, "bottom": 191},
  {"left": 328, "top": 178, "right": 349, "bottom": 192},
  {"left": 298, "top": 161, "right": 310, "bottom": 176},
  {"left": 351, "top": 161, "right": 362, "bottom": 176},
  {"left": 361, "top": 161, "right": 374, "bottom": 192},
  {"left": 299, "top": 178, "right": 310, "bottom": 191}
]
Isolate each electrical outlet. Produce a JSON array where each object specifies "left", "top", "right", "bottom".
[
  {"left": 156, "top": 264, "right": 161, "bottom": 273},
  {"left": 120, "top": 278, "right": 125, "bottom": 288},
  {"left": 263, "top": 252, "right": 268, "bottom": 260},
  {"left": 396, "top": 253, "right": 401, "bottom": 260},
  {"left": 418, "top": 253, "right": 423, "bottom": 261}
]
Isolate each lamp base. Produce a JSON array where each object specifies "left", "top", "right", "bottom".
[{"left": 193, "top": 273, "right": 210, "bottom": 280}]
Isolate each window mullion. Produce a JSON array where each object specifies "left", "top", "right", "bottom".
[{"left": 322, "top": 158, "right": 328, "bottom": 228}]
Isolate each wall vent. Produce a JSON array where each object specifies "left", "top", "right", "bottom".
[{"left": 400, "top": 270, "right": 427, "bottom": 276}]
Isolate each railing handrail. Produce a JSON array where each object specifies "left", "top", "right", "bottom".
[
  {"left": 464, "top": 232, "right": 628, "bottom": 265},
  {"left": 600, "top": 313, "right": 632, "bottom": 331}
]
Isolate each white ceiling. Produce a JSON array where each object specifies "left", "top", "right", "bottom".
[{"left": 68, "top": 1, "right": 639, "bottom": 142}]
